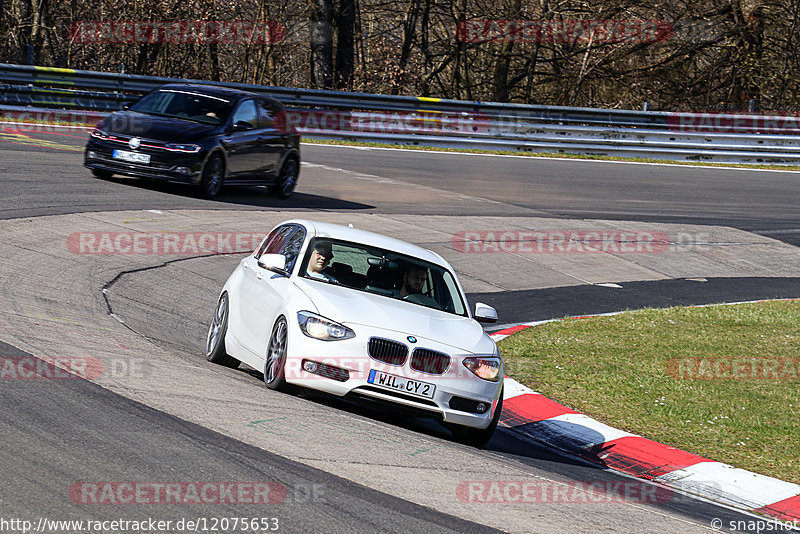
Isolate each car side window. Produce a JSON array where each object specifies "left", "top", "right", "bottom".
[
  {"left": 255, "top": 225, "right": 295, "bottom": 259},
  {"left": 257, "top": 101, "right": 274, "bottom": 128},
  {"left": 278, "top": 227, "right": 306, "bottom": 272},
  {"left": 230, "top": 99, "right": 257, "bottom": 128}
]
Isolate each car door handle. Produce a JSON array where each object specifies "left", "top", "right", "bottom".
[
  {"left": 256, "top": 272, "right": 263, "bottom": 280},
  {"left": 243, "top": 263, "right": 250, "bottom": 270}
]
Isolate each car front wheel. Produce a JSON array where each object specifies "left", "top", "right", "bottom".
[
  {"left": 206, "top": 292, "right": 240, "bottom": 368},
  {"left": 447, "top": 386, "right": 504, "bottom": 448},
  {"left": 200, "top": 153, "right": 224, "bottom": 198},
  {"left": 264, "top": 317, "right": 289, "bottom": 391}
]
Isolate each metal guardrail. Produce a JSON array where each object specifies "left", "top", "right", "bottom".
[{"left": 3, "top": 62, "right": 800, "bottom": 164}]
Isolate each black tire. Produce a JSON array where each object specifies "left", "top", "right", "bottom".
[
  {"left": 200, "top": 153, "right": 224, "bottom": 198},
  {"left": 264, "top": 316, "right": 289, "bottom": 391},
  {"left": 447, "top": 386, "right": 504, "bottom": 448},
  {"left": 271, "top": 158, "right": 298, "bottom": 199},
  {"left": 205, "top": 292, "right": 240, "bottom": 368},
  {"left": 91, "top": 169, "right": 113, "bottom": 179}
]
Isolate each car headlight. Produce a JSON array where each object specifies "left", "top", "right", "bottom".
[
  {"left": 462, "top": 356, "right": 503, "bottom": 382},
  {"left": 90, "top": 128, "right": 109, "bottom": 140},
  {"left": 165, "top": 143, "right": 201, "bottom": 153},
  {"left": 297, "top": 311, "right": 355, "bottom": 341}
]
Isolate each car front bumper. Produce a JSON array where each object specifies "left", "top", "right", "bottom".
[
  {"left": 283, "top": 321, "right": 503, "bottom": 429},
  {"left": 84, "top": 140, "right": 204, "bottom": 184}
]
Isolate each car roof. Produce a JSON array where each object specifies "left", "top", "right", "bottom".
[
  {"left": 156, "top": 83, "right": 280, "bottom": 105},
  {"left": 285, "top": 220, "right": 449, "bottom": 268}
]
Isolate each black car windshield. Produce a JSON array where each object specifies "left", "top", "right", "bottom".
[
  {"left": 129, "top": 89, "right": 234, "bottom": 125},
  {"left": 299, "top": 238, "right": 468, "bottom": 317}
]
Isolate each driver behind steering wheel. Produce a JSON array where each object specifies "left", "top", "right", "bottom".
[{"left": 395, "top": 263, "right": 439, "bottom": 308}]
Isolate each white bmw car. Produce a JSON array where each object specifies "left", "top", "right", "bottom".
[{"left": 206, "top": 220, "right": 504, "bottom": 446}]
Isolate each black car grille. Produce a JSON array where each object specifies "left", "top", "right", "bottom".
[
  {"left": 109, "top": 133, "right": 167, "bottom": 149},
  {"left": 410, "top": 348, "right": 451, "bottom": 375},
  {"left": 368, "top": 338, "right": 408, "bottom": 366}
]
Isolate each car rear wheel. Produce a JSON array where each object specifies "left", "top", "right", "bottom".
[
  {"left": 447, "top": 386, "right": 503, "bottom": 448},
  {"left": 271, "top": 158, "right": 298, "bottom": 199},
  {"left": 200, "top": 154, "right": 224, "bottom": 198},
  {"left": 91, "top": 169, "right": 113, "bottom": 179},
  {"left": 264, "top": 317, "right": 289, "bottom": 391},
  {"left": 206, "top": 292, "right": 240, "bottom": 368}
]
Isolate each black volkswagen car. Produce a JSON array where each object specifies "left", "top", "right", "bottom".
[{"left": 84, "top": 84, "right": 301, "bottom": 198}]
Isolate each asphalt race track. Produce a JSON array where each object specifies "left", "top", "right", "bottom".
[{"left": 1, "top": 126, "right": 799, "bottom": 533}]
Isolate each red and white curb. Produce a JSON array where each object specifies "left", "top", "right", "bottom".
[{"left": 490, "top": 306, "right": 800, "bottom": 523}]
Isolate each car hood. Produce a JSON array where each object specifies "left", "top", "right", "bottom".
[
  {"left": 294, "top": 278, "right": 495, "bottom": 355},
  {"left": 104, "top": 111, "right": 218, "bottom": 142}
]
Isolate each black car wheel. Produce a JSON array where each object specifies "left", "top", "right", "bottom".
[
  {"left": 206, "top": 292, "right": 240, "bottom": 368},
  {"left": 200, "top": 154, "right": 224, "bottom": 198},
  {"left": 271, "top": 158, "right": 298, "bottom": 199},
  {"left": 446, "top": 386, "right": 504, "bottom": 448},
  {"left": 264, "top": 317, "right": 289, "bottom": 391},
  {"left": 91, "top": 169, "right": 113, "bottom": 179}
]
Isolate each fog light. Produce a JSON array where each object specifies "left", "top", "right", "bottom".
[
  {"left": 476, "top": 403, "right": 488, "bottom": 414},
  {"left": 175, "top": 166, "right": 192, "bottom": 175},
  {"left": 303, "top": 360, "right": 318, "bottom": 373},
  {"left": 87, "top": 151, "right": 97, "bottom": 159}
]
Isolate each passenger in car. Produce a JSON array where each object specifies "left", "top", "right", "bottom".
[{"left": 306, "top": 241, "right": 338, "bottom": 283}]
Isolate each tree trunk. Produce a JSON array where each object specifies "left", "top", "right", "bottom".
[
  {"left": 335, "top": 0, "right": 355, "bottom": 89},
  {"left": 393, "top": 0, "right": 421, "bottom": 94},
  {"left": 310, "top": 0, "right": 334, "bottom": 89}
]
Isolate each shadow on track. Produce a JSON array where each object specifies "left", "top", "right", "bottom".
[
  {"left": 98, "top": 174, "right": 375, "bottom": 210},
  {"left": 474, "top": 276, "right": 800, "bottom": 328}
]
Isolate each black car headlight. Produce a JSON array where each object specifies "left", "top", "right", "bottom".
[
  {"left": 297, "top": 311, "right": 355, "bottom": 341},
  {"left": 90, "top": 128, "right": 110, "bottom": 140},
  {"left": 164, "top": 143, "right": 201, "bottom": 153}
]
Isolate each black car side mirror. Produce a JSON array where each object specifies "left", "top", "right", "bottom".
[{"left": 231, "top": 120, "right": 254, "bottom": 131}]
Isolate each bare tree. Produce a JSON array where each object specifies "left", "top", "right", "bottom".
[{"left": 310, "top": 0, "right": 334, "bottom": 88}]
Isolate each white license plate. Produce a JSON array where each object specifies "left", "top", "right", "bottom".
[
  {"left": 368, "top": 370, "right": 436, "bottom": 399},
  {"left": 113, "top": 149, "right": 150, "bottom": 164}
]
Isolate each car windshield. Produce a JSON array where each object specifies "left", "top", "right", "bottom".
[
  {"left": 129, "top": 89, "right": 234, "bottom": 125},
  {"left": 299, "top": 238, "right": 468, "bottom": 317}
]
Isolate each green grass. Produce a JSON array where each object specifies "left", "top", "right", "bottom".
[
  {"left": 302, "top": 138, "right": 800, "bottom": 172},
  {"left": 499, "top": 301, "right": 800, "bottom": 484}
]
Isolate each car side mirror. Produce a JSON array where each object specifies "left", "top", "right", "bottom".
[
  {"left": 231, "top": 120, "right": 254, "bottom": 131},
  {"left": 257, "top": 253, "right": 287, "bottom": 274},
  {"left": 474, "top": 302, "right": 498, "bottom": 324}
]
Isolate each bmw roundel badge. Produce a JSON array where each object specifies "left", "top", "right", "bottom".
[
  {"left": 128, "top": 137, "right": 141, "bottom": 149},
  {"left": 407, "top": 336, "right": 417, "bottom": 343}
]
